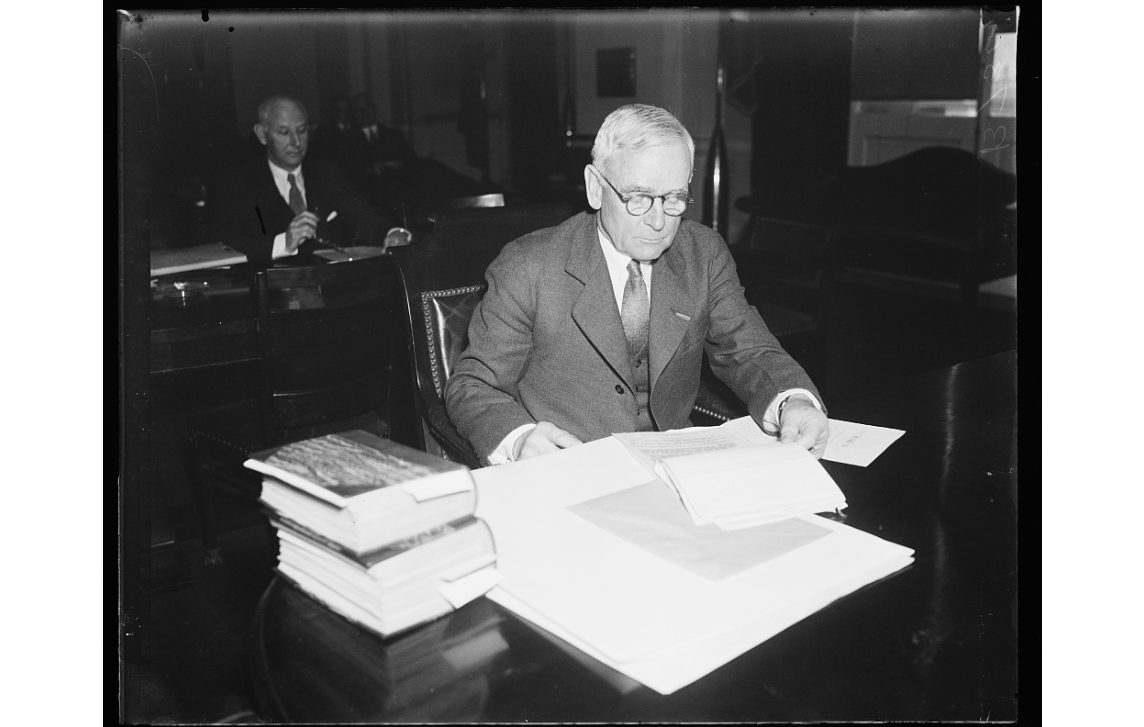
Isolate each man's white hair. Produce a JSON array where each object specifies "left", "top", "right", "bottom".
[
  {"left": 591, "top": 104, "right": 695, "bottom": 179},
  {"left": 256, "top": 95, "right": 308, "bottom": 126}
]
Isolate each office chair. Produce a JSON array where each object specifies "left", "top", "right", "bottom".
[{"left": 387, "top": 203, "right": 573, "bottom": 466}]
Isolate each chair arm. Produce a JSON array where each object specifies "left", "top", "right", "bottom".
[
  {"left": 422, "top": 398, "right": 483, "bottom": 469},
  {"left": 691, "top": 376, "right": 748, "bottom": 425}
]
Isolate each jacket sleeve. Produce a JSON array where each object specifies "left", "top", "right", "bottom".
[
  {"left": 209, "top": 166, "right": 278, "bottom": 265},
  {"left": 700, "top": 230, "right": 826, "bottom": 424},
  {"left": 444, "top": 242, "right": 541, "bottom": 459},
  {"left": 317, "top": 162, "right": 395, "bottom": 246}
]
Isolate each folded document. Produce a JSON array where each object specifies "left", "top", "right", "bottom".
[{"left": 614, "top": 427, "right": 847, "bottom": 530}]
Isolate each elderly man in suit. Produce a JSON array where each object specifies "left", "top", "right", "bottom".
[
  {"left": 445, "top": 104, "right": 829, "bottom": 464},
  {"left": 211, "top": 95, "right": 405, "bottom": 264}
]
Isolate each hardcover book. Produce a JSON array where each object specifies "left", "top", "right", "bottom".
[
  {"left": 247, "top": 431, "right": 478, "bottom": 554},
  {"left": 272, "top": 516, "right": 499, "bottom": 638}
]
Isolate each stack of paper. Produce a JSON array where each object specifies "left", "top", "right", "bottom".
[
  {"left": 474, "top": 437, "right": 914, "bottom": 695},
  {"left": 653, "top": 441, "right": 846, "bottom": 529}
]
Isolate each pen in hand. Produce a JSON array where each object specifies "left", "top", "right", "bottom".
[{"left": 310, "top": 208, "right": 347, "bottom": 253}]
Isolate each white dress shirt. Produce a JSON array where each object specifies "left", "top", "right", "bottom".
[
  {"left": 486, "top": 227, "right": 821, "bottom": 464},
  {"left": 267, "top": 160, "right": 305, "bottom": 260}
]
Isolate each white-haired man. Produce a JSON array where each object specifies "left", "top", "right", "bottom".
[
  {"left": 445, "top": 103, "right": 829, "bottom": 463},
  {"left": 211, "top": 95, "right": 403, "bottom": 264}
]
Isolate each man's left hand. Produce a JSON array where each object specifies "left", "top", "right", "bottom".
[{"left": 779, "top": 395, "right": 830, "bottom": 459}]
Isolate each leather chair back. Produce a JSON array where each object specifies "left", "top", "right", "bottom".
[{"left": 389, "top": 203, "right": 573, "bottom": 464}]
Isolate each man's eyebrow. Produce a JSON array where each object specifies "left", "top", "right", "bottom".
[{"left": 624, "top": 184, "right": 689, "bottom": 196}]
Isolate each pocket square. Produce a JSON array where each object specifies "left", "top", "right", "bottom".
[{"left": 674, "top": 311, "right": 691, "bottom": 322}]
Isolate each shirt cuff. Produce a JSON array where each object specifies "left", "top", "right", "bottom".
[
  {"left": 761, "top": 389, "right": 822, "bottom": 435},
  {"left": 488, "top": 423, "right": 537, "bottom": 465},
  {"left": 271, "top": 232, "right": 297, "bottom": 260}
]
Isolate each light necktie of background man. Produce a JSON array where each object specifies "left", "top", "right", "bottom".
[{"left": 287, "top": 173, "right": 306, "bottom": 216}]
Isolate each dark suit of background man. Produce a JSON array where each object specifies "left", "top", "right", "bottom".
[
  {"left": 343, "top": 94, "right": 417, "bottom": 210},
  {"left": 211, "top": 95, "right": 400, "bottom": 265},
  {"left": 309, "top": 96, "right": 358, "bottom": 176},
  {"left": 445, "top": 104, "right": 830, "bottom": 464}
]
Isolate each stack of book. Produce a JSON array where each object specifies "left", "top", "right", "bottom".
[{"left": 245, "top": 430, "right": 500, "bottom": 638}]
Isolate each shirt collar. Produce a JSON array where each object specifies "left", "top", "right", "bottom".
[
  {"left": 597, "top": 225, "right": 652, "bottom": 310},
  {"left": 267, "top": 158, "right": 304, "bottom": 199}
]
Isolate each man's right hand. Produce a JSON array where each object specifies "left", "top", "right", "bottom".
[
  {"left": 285, "top": 211, "right": 319, "bottom": 252},
  {"left": 512, "top": 422, "right": 583, "bottom": 461}
]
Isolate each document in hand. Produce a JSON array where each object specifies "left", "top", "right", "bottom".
[
  {"left": 614, "top": 429, "right": 847, "bottom": 530},
  {"left": 474, "top": 437, "right": 915, "bottom": 695}
]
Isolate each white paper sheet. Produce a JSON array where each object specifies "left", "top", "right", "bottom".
[
  {"left": 821, "top": 419, "right": 906, "bottom": 466},
  {"left": 473, "top": 438, "right": 914, "bottom": 693},
  {"left": 438, "top": 564, "right": 501, "bottom": 609},
  {"left": 614, "top": 428, "right": 846, "bottom": 529},
  {"left": 680, "top": 416, "right": 906, "bottom": 467}
]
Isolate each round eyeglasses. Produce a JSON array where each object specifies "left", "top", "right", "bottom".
[{"left": 597, "top": 171, "right": 693, "bottom": 217}]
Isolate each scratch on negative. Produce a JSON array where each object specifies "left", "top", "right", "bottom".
[{"left": 117, "top": 44, "right": 160, "bottom": 124}]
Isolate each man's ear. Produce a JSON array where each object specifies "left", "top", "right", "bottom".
[
  {"left": 584, "top": 165, "right": 603, "bottom": 211},
  {"left": 253, "top": 123, "right": 268, "bottom": 146}
]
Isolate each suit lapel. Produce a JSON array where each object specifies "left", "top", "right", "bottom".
[
  {"left": 649, "top": 236, "right": 697, "bottom": 391},
  {"left": 248, "top": 160, "right": 290, "bottom": 238},
  {"left": 566, "top": 216, "right": 635, "bottom": 387}
]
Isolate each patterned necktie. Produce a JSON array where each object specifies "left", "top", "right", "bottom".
[
  {"left": 287, "top": 173, "right": 306, "bottom": 216},
  {"left": 621, "top": 260, "right": 649, "bottom": 361}
]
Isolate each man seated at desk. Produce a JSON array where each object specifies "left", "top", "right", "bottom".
[
  {"left": 211, "top": 95, "right": 406, "bottom": 265},
  {"left": 445, "top": 104, "right": 829, "bottom": 463}
]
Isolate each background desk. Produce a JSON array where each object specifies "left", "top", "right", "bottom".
[
  {"left": 150, "top": 266, "right": 258, "bottom": 375},
  {"left": 249, "top": 351, "right": 1018, "bottom": 722}
]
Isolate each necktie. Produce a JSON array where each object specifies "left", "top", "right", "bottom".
[
  {"left": 287, "top": 173, "right": 306, "bottom": 216},
  {"left": 621, "top": 260, "right": 649, "bottom": 361}
]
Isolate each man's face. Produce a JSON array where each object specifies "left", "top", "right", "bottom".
[
  {"left": 587, "top": 142, "right": 692, "bottom": 262},
  {"left": 255, "top": 100, "right": 309, "bottom": 171}
]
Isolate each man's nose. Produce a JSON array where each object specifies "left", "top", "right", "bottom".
[
  {"left": 643, "top": 199, "right": 667, "bottom": 231},
  {"left": 287, "top": 132, "right": 300, "bottom": 147}
]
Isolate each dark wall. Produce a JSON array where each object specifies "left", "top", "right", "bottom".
[
  {"left": 851, "top": 8, "right": 981, "bottom": 100},
  {"left": 742, "top": 12, "right": 854, "bottom": 210},
  {"left": 505, "top": 19, "right": 561, "bottom": 195}
]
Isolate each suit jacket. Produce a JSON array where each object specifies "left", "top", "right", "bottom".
[
  {"left": 444, "top": 211, "right": 823, "bottom": 458},
  {"left": 210, "top": 156, "right": 392, "bottom": 264}
]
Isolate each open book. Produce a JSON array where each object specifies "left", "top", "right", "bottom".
[{"left": 613, "top": 418, "right": 847, "bottom": 530}]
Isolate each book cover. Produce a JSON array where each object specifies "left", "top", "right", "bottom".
[
  {"left": 269, "top": 512, "right": 488, "bottom": 568},
  {"left": 246, "top": 430, "right": 473, "bottom": 508}
]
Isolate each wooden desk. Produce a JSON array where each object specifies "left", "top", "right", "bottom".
[
  {"left": 249, "top": 351, "right": 1019, "bottom": 722},
  {"left": 150, "top": 266, "right": 258, "bottom": 375}
]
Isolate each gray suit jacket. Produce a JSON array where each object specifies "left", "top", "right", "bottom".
[{"left": 444, "top": 211, "right": 822, "bottom": 459}]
